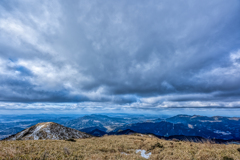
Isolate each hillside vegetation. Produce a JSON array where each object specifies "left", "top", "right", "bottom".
[{"left": 1, "top": 134, "right": 240, "bottom": 160}]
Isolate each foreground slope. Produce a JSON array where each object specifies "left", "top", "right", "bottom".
[
  {"left": 3, "top": 122, "right": 91, "bottom": 140},
  {"left": 1, "top": 134, "right": 240, "bottom": 160}
]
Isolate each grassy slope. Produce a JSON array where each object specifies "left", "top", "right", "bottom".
[{"left": 0, "top": 134, "right": 240, "bottom": 160}]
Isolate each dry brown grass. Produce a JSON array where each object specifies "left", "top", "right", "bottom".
[{"left": 0, "top": 134, "right": 240, "bottom": 160}]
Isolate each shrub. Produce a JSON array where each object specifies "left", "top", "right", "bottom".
[
  {"left": 151, "top": 142, "right": 164, "bottom": 150},
  {"left": 65, "top": 138, "right": 76, "bottom": 142},
  {"left": 223, "top": 156, "right": 234, "bottom": 160},
  {"left": 100, "top": 148, "right": 116, "bottom": 153}
]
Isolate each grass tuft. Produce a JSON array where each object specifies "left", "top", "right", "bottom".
[
  {"left": 150, "top": 142, "right": 164, "bottom": 150},
  {"left": 223, "top": 156, "right": 234, "bottom": 160},
  {"left": 65, "top": 138, "right": 76, "bottom": 142}
]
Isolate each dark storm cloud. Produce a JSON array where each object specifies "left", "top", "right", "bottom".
[{"left": 0, "top": 0, "right": 240, "bottom": 110}]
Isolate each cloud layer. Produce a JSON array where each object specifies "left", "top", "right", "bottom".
[{"left": 0, "top": 0, "right": 240, "bottom": 111}]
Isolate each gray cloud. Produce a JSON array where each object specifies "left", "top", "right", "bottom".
[{"left": 0, "top": 0, "right": 240, "bottom": 110}]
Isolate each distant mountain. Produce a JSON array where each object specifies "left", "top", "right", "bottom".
[
  {"left": 87, "top": 129, "right": 107, "bottom": 137},
  {"left": 3, "top": 122, "right": 91, "bottom": 140},
  {"left": 64, "top": 114, "right": 153, "bottom": 132},
  {"left": 166, "top": 114, "right": 240, "bottom": 124},
  {"left": 165, "top": 115, "right": 240, "bottom": 140},
  {"left": 64, "top": 115, "right": 123, "bottom": 132},
  {"left": 112, "top": 119, "right": 240, "bottom": 140},
  {"left": 81, "top": 127, "right": 136, "bottom": 136},
  {"left": 80, "top": 126, "right": 107, "bottom": 133},
  {"left": 149, "top": 118, "right": 164, "bottom": 123},
  {"left": 111, "top": 121, "right": 194, "bottom": 137}
]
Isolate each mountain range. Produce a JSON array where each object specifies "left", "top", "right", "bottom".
[
  {"left": 108, "top": 115, "right": 240, "bottom": 140},
  {"left": 73, "top": 114, "right": 240, "bottom": 140},
  {"left": 63, "top": 114, "right": 156, "bottom": 132},
  {"left": 1, "top": 114, "right": 240, "bottom": 142}
]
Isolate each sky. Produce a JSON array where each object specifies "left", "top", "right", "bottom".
[{"left": 0, "top": 0, "right": 240, "bottom": 115}]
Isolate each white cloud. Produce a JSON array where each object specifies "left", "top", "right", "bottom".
[{"left": 0, "top": 0, "right": 240, "bottom": 111}]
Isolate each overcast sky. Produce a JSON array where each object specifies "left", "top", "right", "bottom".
[{"left": 0, "top": 0, "right": 240, "bottom": 114}]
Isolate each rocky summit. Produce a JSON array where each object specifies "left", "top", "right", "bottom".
[{"left": 3, "top": 122, "right": 91, "bottom": 140}]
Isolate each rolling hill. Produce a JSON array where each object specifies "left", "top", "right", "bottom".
[{"left": 3, "top": 122, "right": 91, "bottom": 140}]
